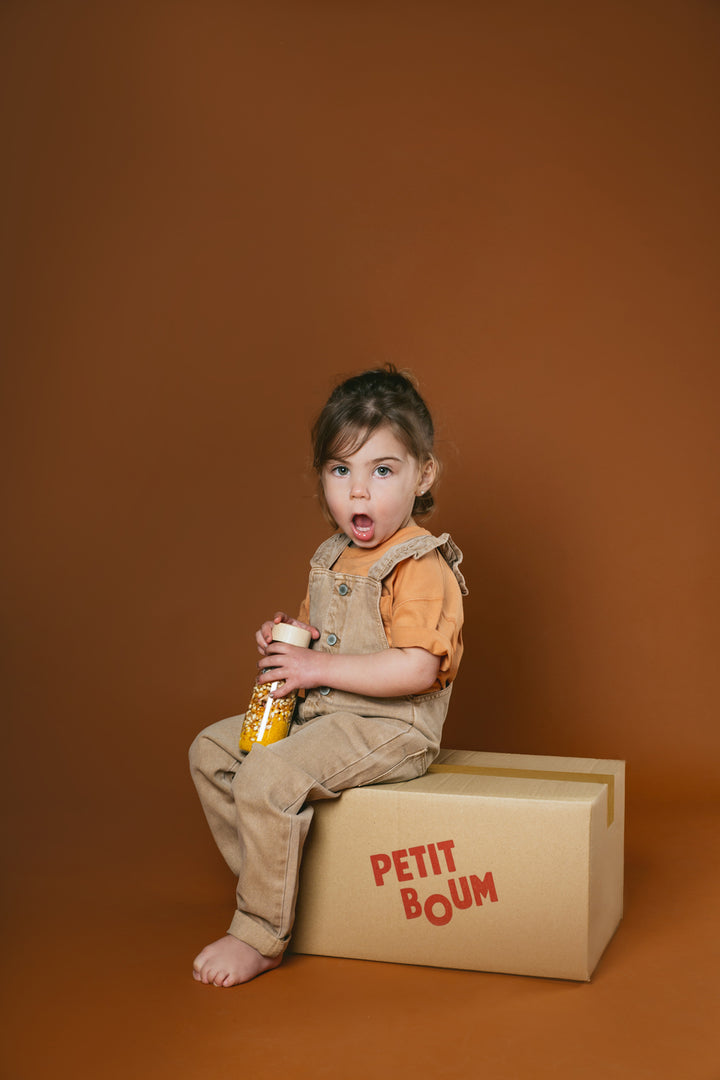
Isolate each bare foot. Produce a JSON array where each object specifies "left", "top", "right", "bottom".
[{"left": 192, "top": 934, "right": 282, "bottom": 987}]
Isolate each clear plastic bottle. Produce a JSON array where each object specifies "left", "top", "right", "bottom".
[{"left": 239, "top": 622, "right": 313, "bottom": 752}]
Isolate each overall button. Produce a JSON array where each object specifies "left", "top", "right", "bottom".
[
  {"left": 319, "top": 686, "right": 331, "bottom": 696},
  {"left": 327, "top": 633, "right": 338, "bottom": 646},
  {"left": 338, "top": 583, "right": 349, "bottom": 595}
]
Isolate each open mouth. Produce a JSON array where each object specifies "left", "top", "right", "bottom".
[{"left": 351, "top": 514, "right": 375, "bottom": 542}]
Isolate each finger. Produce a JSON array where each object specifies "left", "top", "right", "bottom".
[
  {"left": 258, "top": 644, "right": 285, "bottom": 666},
  {"left": 270, "top": 678, "right": 297, "bottom": 697},
  {"left": 263, "top": 641, "right": 292, "bottom": 661},
  {"left": 256, "top": 667, "right": 280, "bottom": 684}
]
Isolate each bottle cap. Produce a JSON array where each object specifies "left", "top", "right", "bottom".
[{"left": 271, "top": 622, "right": 312, "bottom": 648}]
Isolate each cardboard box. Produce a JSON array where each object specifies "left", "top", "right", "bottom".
[{"left": 291, "top": 748, "right": 625, "bottom": 980}]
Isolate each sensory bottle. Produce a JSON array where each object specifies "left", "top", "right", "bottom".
[{"left": 239, "top": 622, "right": 312, "bottom": 752}]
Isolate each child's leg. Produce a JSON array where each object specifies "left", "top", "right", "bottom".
[
  {"left": 189, "top": 710, "right": 429, "bottom": 986},
  {"left": 231, "top": 715, "right": 429, "bottom": 946},
  {"left": 190, "top": 715, "right": 282, "bottom": 986}
]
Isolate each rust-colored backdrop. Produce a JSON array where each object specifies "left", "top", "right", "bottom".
[{"left": 1, "top": 3, "right": 719, "bottom": 1076}]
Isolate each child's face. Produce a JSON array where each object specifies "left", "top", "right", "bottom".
[{"left": 321, "top": 426, "right": 435, "bottom": 548}]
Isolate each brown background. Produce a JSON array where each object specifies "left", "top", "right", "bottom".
[{"left": 1, "top": 2, "right": 718, "bottom": 1078}]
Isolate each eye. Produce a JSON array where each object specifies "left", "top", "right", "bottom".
[
  {"left": 375, "top": 465, "right": 392, "bottom": 478},
  {"left": 329, "top": 464, "right": 349, "bottom": 477}
]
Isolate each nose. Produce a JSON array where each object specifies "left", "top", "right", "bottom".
[{"left": 350, "top": 478, "right": 369, "bottom": 499}]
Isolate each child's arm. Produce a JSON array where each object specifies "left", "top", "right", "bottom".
[{"left": 257, "top": 640, "right": 441, "bottom": 699}]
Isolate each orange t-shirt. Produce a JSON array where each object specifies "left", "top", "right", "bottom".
[{"left": 298, "top": 525, "right": 464, "bottom": 689}]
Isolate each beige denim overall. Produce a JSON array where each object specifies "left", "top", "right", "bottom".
[{"left": 189, "top": 530, "right": 467, "bottom": 958}]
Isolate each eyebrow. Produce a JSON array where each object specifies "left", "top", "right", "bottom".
[{"left": 329, "top": 455, "right": 405, "bottom": 466}]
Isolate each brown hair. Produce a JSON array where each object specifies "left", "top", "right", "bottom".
[{"left": 311, "top": 364, "right": 439, "bottom": 523}]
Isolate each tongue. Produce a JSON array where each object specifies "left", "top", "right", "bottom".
[{"left": 353, "top": 515, "right": 373, "bottom": 529}]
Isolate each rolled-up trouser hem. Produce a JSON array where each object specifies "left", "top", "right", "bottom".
[{"left": 228, "top": 910, "right": 287, "bottom": 959}]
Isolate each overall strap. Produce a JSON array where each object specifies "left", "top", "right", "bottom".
[
  {"left": 309, "top": 532, "right": 352, "bottom": 570},
  {"left": 368, "top": 532, "right": 468, "bottom": 595}
]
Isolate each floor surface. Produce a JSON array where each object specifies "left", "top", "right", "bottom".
[{"left": 2, "top": 798, "right": 718, "bottom": 1079}]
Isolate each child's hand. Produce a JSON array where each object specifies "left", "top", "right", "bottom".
[
  {"left": 255, "top": 612, "right": 319, "bottom": 656},
  {"left": 256, "top": 640, "right": 322, "bottom": 697}
]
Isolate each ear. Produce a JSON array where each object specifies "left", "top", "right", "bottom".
[{"left": 417, "top": 456, "right": 438, "bottom": 495}]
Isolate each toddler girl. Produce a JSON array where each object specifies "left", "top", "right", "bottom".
[{"left": 190, "top": 364, "right": 467, "bottom": 986}]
